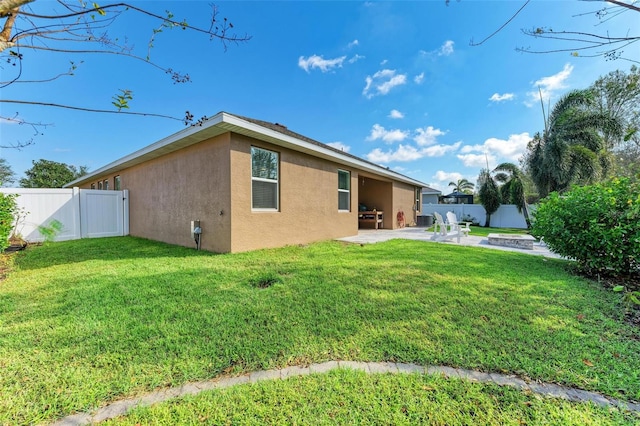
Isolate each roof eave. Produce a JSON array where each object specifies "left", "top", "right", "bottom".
[{"left": 65, "top": 112, "right": 428, "bottom": 188}]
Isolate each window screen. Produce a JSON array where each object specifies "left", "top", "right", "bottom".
[
  {"left": 338, "top": 170, "right": 350, "bottom": 211},
  {"left": 251, "top": 147, "right": 279, "bottom": 210}
]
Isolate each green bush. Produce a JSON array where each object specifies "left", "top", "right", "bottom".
[
  {"left": 532, "top": 178, "right": 640, "bottom": 277},
  {"left": 0, "top": 192, "right": 18, "bottom": 252}
]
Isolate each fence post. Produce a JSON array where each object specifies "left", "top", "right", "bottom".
[
  {"left": 72, "top": 187, "right": 82, "bottom": 239},
  {"left": 123, "top": 190, "right": 130, "bottom": 236}
]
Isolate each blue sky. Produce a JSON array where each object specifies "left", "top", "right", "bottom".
[{"left": 1, "top": 1, "right": 638, "bottom": 191}]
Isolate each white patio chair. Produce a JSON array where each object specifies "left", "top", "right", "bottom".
[
  {"left": 446, "top": 212, "right": 470, "bottom": 237},
  {"left": 431, "top": 212, "right": 461, "bottom": 243}
]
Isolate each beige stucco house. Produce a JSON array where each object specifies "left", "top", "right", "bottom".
[{"left": 66, "top": 112, "right": 427, "bottom": 253}]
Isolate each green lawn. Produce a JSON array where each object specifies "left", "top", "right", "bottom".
[
  {"left": 468, "top": 226, "right": 533, "bottom": 238},
  {"left": 1, "top": 237, "right": 639, "bottom": 424},
  {"left": 424, "top": 225, "right": 532, "bottom": 238},
  {"left": 105, "top": 370, "right": 636, "bottom": 425}
]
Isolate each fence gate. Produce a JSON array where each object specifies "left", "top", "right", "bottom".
[{"left": 80, "top": 189, "right": 129, "bottom": 238}]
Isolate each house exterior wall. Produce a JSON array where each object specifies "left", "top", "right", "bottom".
[
  {"left": 228, "top": 133, "right": 358, "bottom": 252},
  {"left": 79, "top": 134, "right": 233, "bottom": 252},
  {"left": 392, "top": 182, "right": 419, "bottom": 227},
  {"left": 74, "top": 130, "right": 424, "bottom": 253}
]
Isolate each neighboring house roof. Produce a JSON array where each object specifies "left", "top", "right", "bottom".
[
  {"left": 421, "top": 186, "right": 442, "bottom": 195},
  {"left": 66, "top": 112, "right": 428, "bottom": 188}
]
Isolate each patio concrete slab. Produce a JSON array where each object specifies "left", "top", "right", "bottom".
[{"left": 337, "top": 227, "right": 562, "bottom": 259}]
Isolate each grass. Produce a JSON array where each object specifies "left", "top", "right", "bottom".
[
  {"left": 1, "top": 236, "right": 639, "bottom": 424},
  {"left": 424, "top": 225, "right": 531, "bottom": 238},
  {"left": 105, "top": 370, "right": 637, "bottom": 425},
  {"left": 468, "top": 226, "right": 533, "bottom": 238}
]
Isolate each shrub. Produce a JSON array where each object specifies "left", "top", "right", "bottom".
[
  {"left": 532, "top": 178, "right": 640, "bottom": 277},
  {"left": 0, "top": 192, "right": 18, "bottom": 252}
]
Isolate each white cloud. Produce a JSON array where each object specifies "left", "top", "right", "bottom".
[
  {"left": 423, "top": 142, "right": 461, "bottom": 157},
  {"left": 414, "top": 72, "right": 425, "bottom": 84},
  {"left": 380, "top": 59, "right": 388, "bottom": 65},
  {"left": 457, "top": 153, "right": 496, "bottom": 168},
  {"left": 348, "top": 39, "right": 359, "bottom": 48},
  {"left": 366, "top": 124, "right": 409, "bottom": 143},
  {"left": 432, "top": 170, "right": 481, "bottom": 193},
  {"left": 298, "top": 54, "right": 347, "bottom": 73},
  {"left": 366, "top": 144, "right": 423, "bottom": 163},
  {"left": 459, "top": 132, "right": 531, "bottom": 166},
  {"left": 489, "top": 93, "right": 515, "bottom": 102},
  {"left": 348, "top": 54, "right": 365, "bottom": 64},
  {"left": 459, "top": 144, "right": 482, "bottom": 154},
  {"left": 365, "top": 142, "right": 461, "bottom": 164},
  {"left": 388, "top": 109, "right": 404, "bottom": 119},
  {"left": 414, "top": 126, "right": 446, "bottom": 146},
  {"left": 363, "top": 69, "right": 407, "bottom": 98},
  {"left": 327, "top": 142, "right": 351, "bottom": 152},
  {"left": 526, "top": 63, "right": 573, "bottom": 106},
  {"left": 434, "top": 171, "right": 464, "bottom": 183},
  {"left": 438, "top": 40, "right": 455, "bottom": 56},
  {"left": 484, "top": 133, "right": 530, "bottom": 162}
]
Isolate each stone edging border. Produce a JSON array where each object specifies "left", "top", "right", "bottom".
[{"left": 53, "top": 361, "right": 640, "bottom": 425}]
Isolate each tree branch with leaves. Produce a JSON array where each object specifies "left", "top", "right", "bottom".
[{"left": 0, "top": 0, "right": 250, "bottom": 147}]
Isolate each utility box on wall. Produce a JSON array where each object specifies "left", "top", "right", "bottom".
[{"left": 190, "top": 220, "right": 201, "bottom": 236}]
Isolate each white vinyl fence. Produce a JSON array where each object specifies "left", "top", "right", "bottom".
[
  {"left": 422, "top": 203, "right": 529, "bottom": 228},
  {"left": 1, "top": 187, "right": 129, "bottom": 242}
]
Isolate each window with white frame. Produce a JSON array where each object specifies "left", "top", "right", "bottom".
[
  {"left": 103, "top": 179, "right": 109, "bottom": 190},
  {"left": 251, "top": 146, "right": 279, "bottom": 210},
  {"left": 114, "top": 175, "right": 121, "bottom": 191},
  {"left": 97, "top": 181, "right": 103, "bottom": 190},
  {"left": 415, "top": 187, "right": 421, "bottom": 212},
  {"left": 90, "top": 183, "right": 95, "bottom": 190},
  {"left": 338, "top": 170, "right": 350, "bottom": 211}
]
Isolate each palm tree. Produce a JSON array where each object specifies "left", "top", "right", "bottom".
[
  {"left": 448, "top": 178, "right": 475, "bottom": 193},
  {"left": 525, "top": 89, "right": 623, "bottom": 198},
  {"left": 477, "top": 169, "right": 500, "bottom": 227},
  {"left": 493, "top": 162, "right": 530, "bottom": 227}
]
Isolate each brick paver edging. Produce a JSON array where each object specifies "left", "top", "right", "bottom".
[{"left": 53, "top": 361, "right": 640, "bottom": 425}]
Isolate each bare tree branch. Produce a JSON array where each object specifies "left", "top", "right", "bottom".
[
  {"left": 606, "top": 0, "right": 640, "bottom": 13},
  {"left": 0, "top": 0, "right": 33, "bottom": 16},
  {"left": 456, "top": 0, "right": 638, "bottom": 63},
  {"left": 470, "top": 1, "right": 530, "bottom": 46},
  {"left": 1, "top": 99, "right": 192, "bottom": 122},
  {"left": 518, "top": 28, "right": 640, "bottom": 64},
  {"left": 9, "top": 2, "right": 250, "bottom": 46},
  {"left": 0, "top": 60, "right": 80, "bottom": 85}
]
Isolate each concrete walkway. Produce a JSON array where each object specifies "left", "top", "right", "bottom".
[
  {"left": 53, "top": 361, "right": 639, "bottom": 425},
  {"left": 337, "top": 227, "right": 563, "bottom": 259}
]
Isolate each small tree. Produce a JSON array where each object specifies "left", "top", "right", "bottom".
[
  {"left": 532, "top": 178, "right": 640, "bottom": 277},
  {"left": 19, "top": 159, "right": 88, "bottom": 188},
  {"left": 477, "top": 168, "right": 501, "bottom": 227},
  {"left": 0, "top": 191, "right": 18, "bottom": 251},
  {"left": 493, "top": 162, "right": 531, "bottom": 227},
  {"left": 0, "top": 159, "right": 16, "bottom": 187}
]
